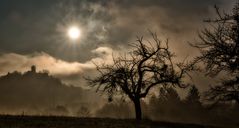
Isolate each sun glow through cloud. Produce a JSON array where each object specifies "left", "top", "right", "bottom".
[{"left": 68, "top": 26, "right": 81, "bottom": 40}]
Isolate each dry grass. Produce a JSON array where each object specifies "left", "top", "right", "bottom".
[{"left": 0, "top": 115, "right": 227, "bottom": 128}]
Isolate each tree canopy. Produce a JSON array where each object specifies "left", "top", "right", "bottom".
[
  {"left": 193, "top": 3, "right": 239, "bottom": 104},
  {"left": 88, "top": 32, "right": 192, "bottom": 120}
]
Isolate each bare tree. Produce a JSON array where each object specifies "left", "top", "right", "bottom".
[
  {"left": 205, "top": 77, "right": 239, "bottom": 104},
  {"left": 192, "top": 3, "right": 239, "bottom": 104},
  {"left": 87, "top": 32, "right": 192, "bottom": 120}
]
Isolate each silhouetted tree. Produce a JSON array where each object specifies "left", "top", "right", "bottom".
[
  {"left": 185, "top": 86, "right": 201, "bottom": 106},
  {"left": 205, "top": 77, "right": 239, "bottom": 104},
  {"left": 155, "top": 87, "right": 182, "bottom": 104},
  {"left": 77, "top": 106, "right": 91, "bottom": 117},
  {"left": 184, "top": 86, "right": 203, "bottom": 121},
  {"left": 88, "top": 32, "right": 192, "bottom": 120},
  {"left": 192, "top": 3, "right": 239, "bottom": 104},
  {"left": 148, "top": 87, "right": 184, "bottom": 121}
]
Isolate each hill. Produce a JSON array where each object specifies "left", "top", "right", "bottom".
[{"left": 0, "top": 66, "right": 95, "bottom": 116}]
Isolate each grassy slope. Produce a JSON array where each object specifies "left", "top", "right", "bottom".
[{"left": 0, "top": 115, "right": 230, "bottom": 128}]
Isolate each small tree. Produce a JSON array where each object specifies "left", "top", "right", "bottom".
[
  {"left": 192, "top": 3, "right": 239, "bottom": 104},
  {"left": 149, "top": 87, "right": 183, "bottom": 121},
  {"left": 77, "top": 106, "right": 91, "bottom": 117},
  {"left": 88, "top": 32, "right": 192, "bottom": 120},
  {"left": 185, "top": 86, "right": 201, "bottom": 105},
  {"left": 158, "top": 87, "right": 181, "bottom": 103}
]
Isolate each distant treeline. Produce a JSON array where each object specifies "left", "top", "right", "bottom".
[{"left": 96, "top": 86, "right": 239, "bottom": 127}]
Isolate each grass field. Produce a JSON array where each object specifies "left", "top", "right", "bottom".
[{"left": 0, "top": 115, "right": 229, "bottom": 128}]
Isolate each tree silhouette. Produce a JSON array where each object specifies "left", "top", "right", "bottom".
[
  {"left": 158, "top": 87, "right": 181, "bottom": 103},
  {"left": 192, "top": 3, "right": 239, "bottom": 104},
  {"left": 205, "top": 76, "right": 239, "bottom": 104},
  {"left": 148, "top": 87, "right": 184, "bottom": 121},
  {"left": 185, "top": 86, "right": 201, "bottom": 106},
  {"left": 77, "top": 106, "right": 91, "bottom": 117},
  {"left": 88, "top": 32, "right": 192, "bottom": 120}
]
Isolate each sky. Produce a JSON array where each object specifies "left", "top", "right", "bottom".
[{"left": 0, "top": 0, "right": 235, "bottom": 90}]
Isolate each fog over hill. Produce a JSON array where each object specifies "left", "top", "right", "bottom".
[
  {"left": 0, "top": 66, "right": 238, "bottom": 127},
  {"left": 0, "top": 66, "right": 102, "bottom": 116}
]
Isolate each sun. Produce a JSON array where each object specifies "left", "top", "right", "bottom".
[{"left": 67, "top": 26, "right": 81, "bottom": 40}]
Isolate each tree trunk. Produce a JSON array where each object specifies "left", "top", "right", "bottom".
[
  {"left": 236, "top": 98, "right": 239, "bottom": 105},
  {"left": 133, "top": 98, "right": 142, "bottom": 120}
]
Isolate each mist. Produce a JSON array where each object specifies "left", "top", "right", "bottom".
[{"left": 0, "top": 0, "right": 238, "bottom": 128}]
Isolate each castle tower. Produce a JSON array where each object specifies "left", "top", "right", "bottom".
[{"left": 31, "top": 65, "right": 36, "bottom": 73}]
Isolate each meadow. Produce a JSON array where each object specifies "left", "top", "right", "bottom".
[{"left": 0, "top": 115, "right": 227, "bottom": 128}]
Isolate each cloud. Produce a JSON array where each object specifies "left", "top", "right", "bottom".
[
  {"left": 0, "top": 46, "right": 113, "bottom": 87},
  {"left": 0, "top": 52, "right": 85, "bottom": 75},
  {"left": 91, "top": 46, "right": 114, "bottom": 64},
  {"left": 0, "top": 0, "right": 234, "bottom": 63},
  {"left": 90, "top": 0, "right": 234, "bottom": 59}
]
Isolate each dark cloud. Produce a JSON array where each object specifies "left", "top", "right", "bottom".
[
  {"left": 105, "top": 0, "right": 233, "bottom": 48},
  {"left": 0, "top": 0, "right": 234, "bottom": 61},
  {"left": 0, "top": 0, "right": 112, "bottom": 62}
]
